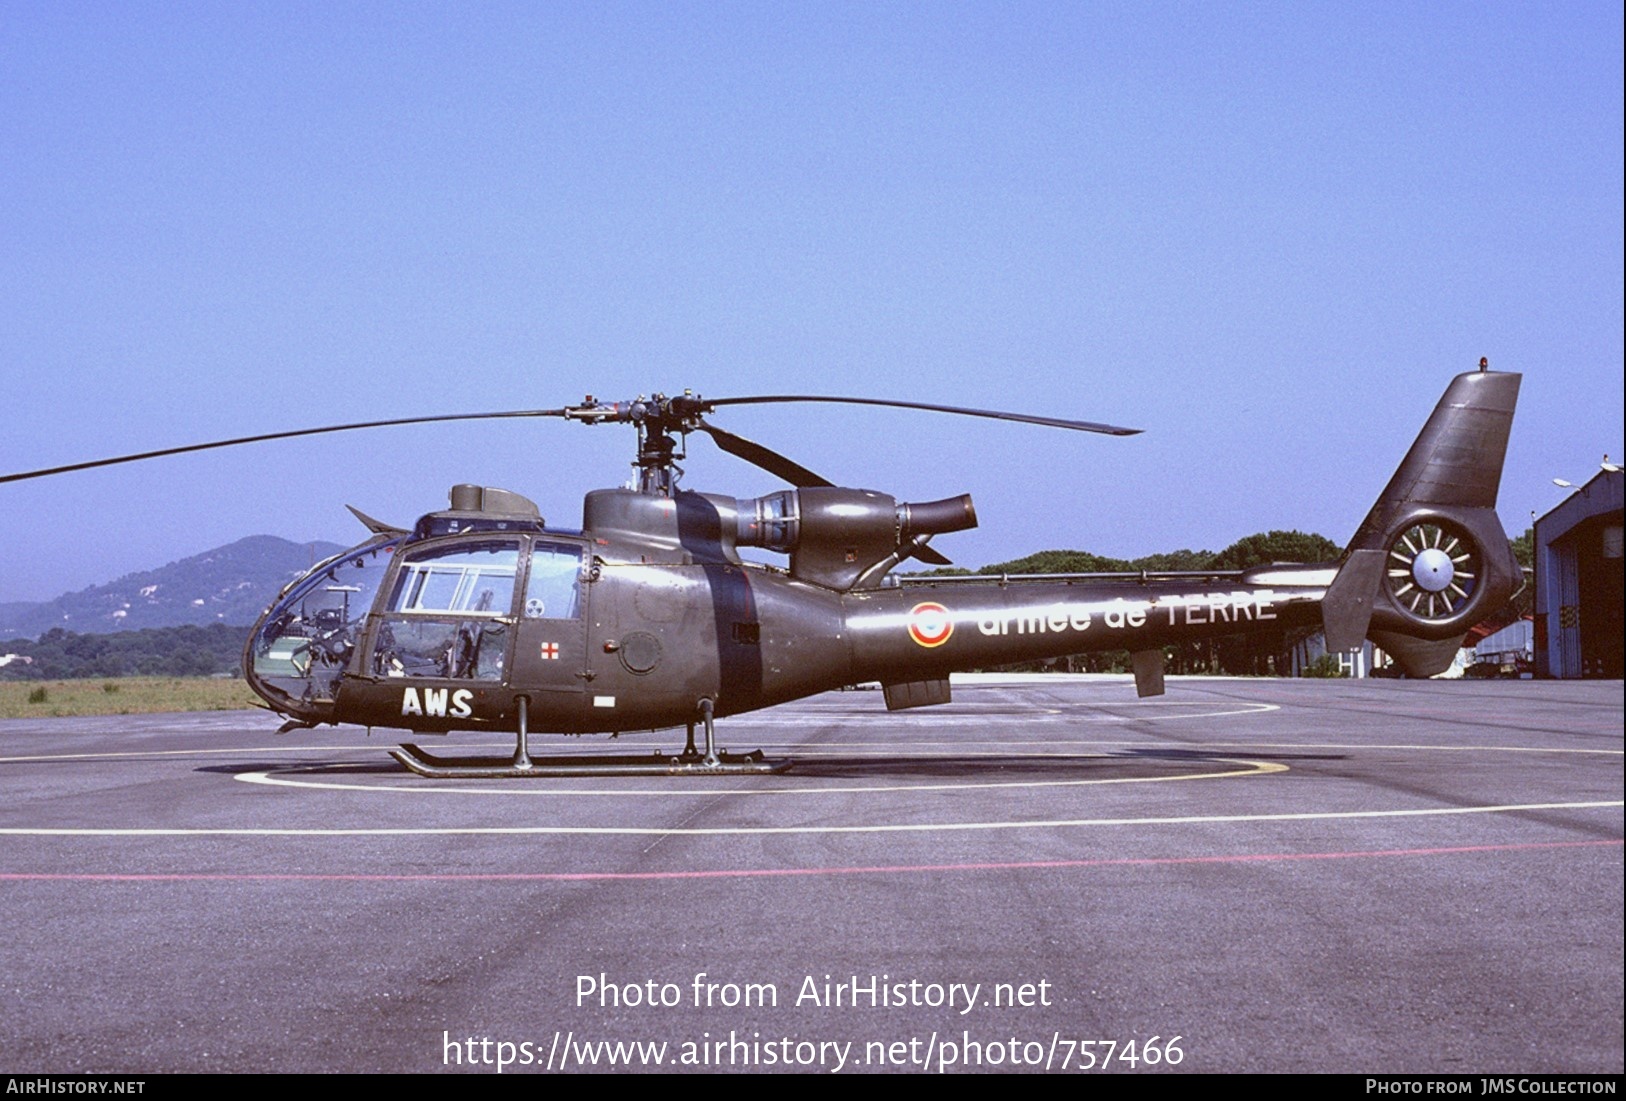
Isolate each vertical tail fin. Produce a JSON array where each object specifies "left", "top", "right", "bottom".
[
  {"left": 1323, "top": 370, "right": 1524, "bottom": 676},
  {"left": 1349, "top": 370, "right": 1521, "bottom": 547}
]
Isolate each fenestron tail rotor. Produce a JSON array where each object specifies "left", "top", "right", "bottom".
[{"left": 1384, "top": 521, "right": 1481, "bottom": 621}]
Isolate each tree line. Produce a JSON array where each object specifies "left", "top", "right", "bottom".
[{"left": 0, "top": 624, "right": 250, "bottom": 680}]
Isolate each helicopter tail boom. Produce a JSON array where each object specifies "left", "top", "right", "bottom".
[{"left": 857, "top": 368, "right": 1526, "bottom": 690}]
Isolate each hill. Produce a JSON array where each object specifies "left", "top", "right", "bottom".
[{"left": 0, "top": 536, "right": 346, "bottom": 640}]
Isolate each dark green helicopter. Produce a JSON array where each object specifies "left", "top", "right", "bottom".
[{"left": 3, "top": 367, "right": 1523, "bottom": 777}]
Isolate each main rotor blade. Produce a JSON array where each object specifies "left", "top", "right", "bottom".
[
  {"left": 704, "top": 395, "right": 1141, "bottom": 436},
  {"left": 0, "top": 410, "right": 567, "bottom": 485},
  {"left": 695, "top": 422, "right": 834, "bottom": 488}
]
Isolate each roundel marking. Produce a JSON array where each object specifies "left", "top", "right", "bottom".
[{"left": 907, "top": 601, "right": 954, "bottom": 648}]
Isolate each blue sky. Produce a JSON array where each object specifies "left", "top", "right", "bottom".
[{"left": 2, "top": 2, "right": 1621, "bottom": 604}]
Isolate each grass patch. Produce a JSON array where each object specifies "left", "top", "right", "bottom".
[{"left": 0, "top": 677, "right": 261, "bottom": 718}]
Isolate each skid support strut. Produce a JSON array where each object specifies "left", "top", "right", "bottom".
[
  {"left": 512, "top": 695, "right": 533, "bottom": 769},
  {"left": 680, "top": 697, "right": 720, "bottom": 766},
  {"left": 390, "top": 696, "right": 789, "bottom": 778}
]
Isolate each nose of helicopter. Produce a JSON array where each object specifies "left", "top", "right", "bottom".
[{"left": 244, "top": 535, "right": 400, "bottom": 722}]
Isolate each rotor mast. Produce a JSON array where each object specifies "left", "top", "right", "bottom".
[
  {"left": 634, "top": 418, "right": 683, "bottom": 495},
  {"left": 564, "top": 391, "right": 707, "bottom": 496}
]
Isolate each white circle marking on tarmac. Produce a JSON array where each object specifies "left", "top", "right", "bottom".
[{"left": 228, "top": 756, "right": 1286, "bottom": 797}]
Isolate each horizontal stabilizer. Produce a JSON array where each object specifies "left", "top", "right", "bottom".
[{"left": 1322, "top": 549, "right": 1385, "bottom": 652}]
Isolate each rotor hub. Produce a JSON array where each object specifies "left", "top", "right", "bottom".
[{"left": 1411, "top": 547, "right": 1455, "bottom": 592}]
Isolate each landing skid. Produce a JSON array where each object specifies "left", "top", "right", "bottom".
[
  {"left": 391, "top": 743, "right": 788, "bottom": 778},
  {"left": 389, "top": 697, "right": 790, "bottom": 778}
]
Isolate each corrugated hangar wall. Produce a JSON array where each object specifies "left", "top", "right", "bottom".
[{"left": 1534, "top": 469, "right": 1623, "bottom": 678}]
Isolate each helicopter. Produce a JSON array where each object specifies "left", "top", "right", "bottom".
[{"left": 3, "top": 366, "right": 1524, "bottom": 777}]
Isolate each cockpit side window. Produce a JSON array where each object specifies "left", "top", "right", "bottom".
[
  {"left": 373, "top": 540, "right": 523, "bottom": 681},
  {"left": 524, "top": 542, "right": 584, "bottom": 619},
  {"left": 387, "top": 540, "right": 521, "bottom": 616}
]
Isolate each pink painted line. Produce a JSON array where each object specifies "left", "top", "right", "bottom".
[{"left": 0, "top": 838, "right": 1617, "bottom": 883}]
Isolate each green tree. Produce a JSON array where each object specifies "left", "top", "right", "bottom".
[
  {"left": 1500, "top": 527, "right": 1534, "bottom": 622},
  {"left": 980, "top": 549, "right": 1131, "bottom": 574},
  {"left": 1511, "top": 526, "right": 1533, "bottom": 568},
  {"left": 1205, "top": 530, "right": 1339, "bottom": 674},
  {"left": 1211, "top": 530, "right": 1340, "bottom": 570},
  {"left": 1130, "top": 548, "right": 1216, "bottom": 571}
]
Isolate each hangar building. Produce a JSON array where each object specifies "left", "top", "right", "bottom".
[{"left": 1534, "top": 468, "right": 1623, "bottom": 678}]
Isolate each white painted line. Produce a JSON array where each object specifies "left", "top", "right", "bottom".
[{"left": 0, "top": 800, "right": 1617, "bottom": 838}]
